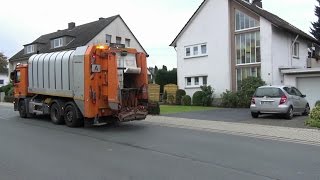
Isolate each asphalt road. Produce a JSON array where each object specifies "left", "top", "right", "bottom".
[
  {"left": 0, "top": 105, "right": 320, "bottom": 180},
  {"left": 164, "top": 108, "right": 309, "bottom": 128}
]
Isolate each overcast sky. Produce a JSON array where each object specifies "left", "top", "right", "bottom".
[{"left": 0, "top": 0, "right": 317, "bottom": 69}]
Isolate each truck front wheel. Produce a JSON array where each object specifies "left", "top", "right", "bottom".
[
  {"left": 50, "top": 103, "right": 64, "bottom": 125},
  {"left": 64, "top": 104, "right": 83, "bottom": 128},
  {"left": 19, "top": 100, "right": 27, "bottom": 118}
]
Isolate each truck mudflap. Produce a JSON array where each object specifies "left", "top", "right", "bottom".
[{"left": 118, "top": 106, "right": 148, "bottom": 122}]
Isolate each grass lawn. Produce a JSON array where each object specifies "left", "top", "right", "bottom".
[{"left": 160, "top": 105, "right": 216, "bottom": 115}]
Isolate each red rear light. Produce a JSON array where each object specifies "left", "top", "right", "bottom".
[
  {"left": 251, "top": 98, "right": 255, "bottom": 105},
  {"left": 279, "top": 95, "right": 287, "bottom": 105}
]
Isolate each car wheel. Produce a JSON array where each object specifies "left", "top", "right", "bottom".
[
  {"left": 19, "top": 100, "right": 27, "bottom": 118},
  {"left": 64, "top": 104, "right": 83, "bottom": 128},
  {"left": 302, "top": 104, "right": 310, "bottom": 116},
  {"left": 251, "top": 112, "right": 259, "bottom": 118},
  {"left": 50, "top": 103, "right": 64, "bottom": 125},
  {"left": 285, "top": 106, "right": 294, "bottom": 120}
]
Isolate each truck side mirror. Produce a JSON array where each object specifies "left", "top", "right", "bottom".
[{"left": 10, "top": 71, "right": 15, "bottom": 81}]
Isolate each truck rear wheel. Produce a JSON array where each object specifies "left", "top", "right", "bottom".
[
  {"left": 50, "top": 103, "right": 64, "bottom": 125},
  {"left": 64, "top": 103, "right": 83, "bottom": 128},
  {"left": 19, "top": 100, "right": 27, "bottom": 118}
]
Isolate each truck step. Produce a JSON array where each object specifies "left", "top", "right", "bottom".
[{"left": 30, "top": 102, "right": 43, "bottom": 106}]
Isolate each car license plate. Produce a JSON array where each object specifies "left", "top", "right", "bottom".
[{"left": 261, "top": 101, "right": 272, "bottom": 105}]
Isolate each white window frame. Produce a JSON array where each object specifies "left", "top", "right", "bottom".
[
  {"left": 125, "top": 38, "right": 131, "bottom": 47},
  {"left": 116, "top": 37, "right": 122, "bottom": 44},
  {"left": 185, "top": 76, "right": 208, "bottom": 88},
  {"left": 293, "top": 42, "right": 299, "bottom": 58},
  {"left": 53, "top": 38, "right": 63, "bottom": 48},
  {"left": 235, "top": 10, "right": 260, "bottom": 32},
  {"left": 184, "top": 43, "right": 208, "bottom": 59},
  {"left": 26, "top": 45, "right": 34, "bottom": 54}
]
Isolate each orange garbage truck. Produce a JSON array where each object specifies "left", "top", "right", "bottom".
[{"left": 11, "top": 45, "right": 149, "bottom": 127}]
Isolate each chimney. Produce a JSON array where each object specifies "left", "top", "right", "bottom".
[
  {"left": 68, "top": 22, "right": 75, "bottom": 30},
  {"left": 252, "top": 0, "right": 262, "bottom": 8},
  {"left": 99, "top": 17, "right": 104, "bottom": 20}
]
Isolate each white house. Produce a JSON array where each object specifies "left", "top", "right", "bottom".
[
  {"left": 9, "top": 15, "right": 147, "bottom": 72},
  {"left": 0, "top": 73, "right": 9, "bottom": 87},
  {"left": 170, "top": 0, "right": 320, "bottom": 107}
]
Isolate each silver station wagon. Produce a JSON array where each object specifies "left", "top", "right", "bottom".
[{"left": 250, "top": 85, "right": 310, "bottom": 119}]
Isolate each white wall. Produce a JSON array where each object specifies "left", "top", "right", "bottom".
[
  {"left": 87, "top": 17, "right": 145, "bottom": 54},
  {"left": 0, "top": 74, "right": 9, "bottom": 87},
  {"left": 175, "top": 0, "right": 230, "bottom": 97},
  {"left": 260, "top": 17, "right": 310, "bottom": 86},
  {"left": 260, "top": 17, "right": 273, "bottom": 85}
]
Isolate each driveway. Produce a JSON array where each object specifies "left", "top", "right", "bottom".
[{"left": 163, "top": 108, "right": 309, "bottom": 129}]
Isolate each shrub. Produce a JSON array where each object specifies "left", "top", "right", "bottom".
[
  {"left": 167, "top": 95, "right": 175, "bottom": 105},
  {"left": 148, "top": 102, "right": 160, "bottom": 115},
  {"left": 310, "top": 106, "right": 320, "bottom": 121},
  {"left": 201, "top": 85, "right": 214, "bottom": 106},
  {"left": 221, "top": 90, "right": 239, "bottom": 108},
  {"left": 4, "top": 96, "right": 14, "bottom": 103},
  {"left": 237, "top": 77, "right": 265, "bottom": 108},
  {"left": 175, "top": 89, "right": 186, "bottom": 105},
  {"left": 0, "top": 82, "right": 13, "bottom": 95},
  {"left": 305, "top": 119, "right": 320, "bottom": 128},
  {"left": 315, "top": 100, "right": 320, "bottom": 107},
  {"left": 192, "top": 91, "right": 205, "bottom": 106},
  {"left": 181, "top": 95, "right": 191, "bottom": 106},
  {"left": 162, "top": 91, "right": 167, "bottom": 103}
]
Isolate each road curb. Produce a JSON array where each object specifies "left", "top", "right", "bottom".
[{"left": 145, "top": 116, "right": 320, "bottom": 146}]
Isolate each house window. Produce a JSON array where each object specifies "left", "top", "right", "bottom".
[
  {"left": 203, "top": 76, "right": 207, "bottom": 85},
  {"left": 193, "top": 46, "right": 199, "bottom": 56},
  {"left": 125, "top": 38, "right": 131, "bottom": 47},
  {"left": 235, "top": 10, "right": 259, "bottom": 31},
  {"left": 185, "top": 76, "right": 208, "bottom": 87},
  {"left": 236, "top": 67, "right": 261, "bottom": 90},
  {"left": 235, "top": 31, "right": 260, "bottom": 64},
  {"left": 186, "top": 47, "right": 191, "bottom": 57},
  {"left": 26, "top": 45, "right": 34, "bottom": 54},
  {"left": 201, "top": 44, "right": 207, "bottom": 54},
  {"left": 116, "top": 37, "right": 122, "bottom": 44},
  {"left": 293, "top": 42, "right": 299, "bottom": 58},
  {"left": 195, "top": 77, "right": 199, "bottom": 85},
  {"left": 53, "top": 38, "right": 63, "bottom": 48},
  {"left": 106, "top": 34, "right": 112, "bottom": 44},
  {"left": 0, "top": 79, "right": 4, "bottom": 85},
  {"left": 186, "top": 77, "right": 192, "bottom": 86},
  {"left": 185, "top": 43, "right": 207, "bottom": 58}
]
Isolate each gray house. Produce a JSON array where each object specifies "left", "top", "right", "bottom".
[{"left": 9, "top": 15, "right": 147, "bottom": 72}]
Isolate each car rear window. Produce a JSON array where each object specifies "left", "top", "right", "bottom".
[{"left": 254, "top": 88, "right": 283, "bottom": 98}]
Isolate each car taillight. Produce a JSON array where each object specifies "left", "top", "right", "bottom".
[
  {"left": 251, "top": 98, "right": 255, "bottom": 105},
  {"left": 279, "top": 95, "right": 287, "bottom": 105}
]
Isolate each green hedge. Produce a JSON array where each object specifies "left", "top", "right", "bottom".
[
  {"left": 181, "top": 95, "right": 191, "bottom": 106},
  {"left": 192, "top": 91, "right": 205, "bottom": 106},
  {"left": 176, "top": 89, "right": 186, "bottom": 105}
]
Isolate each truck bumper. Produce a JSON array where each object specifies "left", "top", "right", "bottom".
[{"left": 118, "top": 107, "right": 148, "bottom": 122}]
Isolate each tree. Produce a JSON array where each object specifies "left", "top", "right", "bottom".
[
  {"left": 155, "top": 67, "right": 177, "bottom": 93},
  {"left": 0, "top": 52, "right": 8, "bottom": 74},
  {"left": 311, "top": 0, "right": 320, "bottom": 41}
]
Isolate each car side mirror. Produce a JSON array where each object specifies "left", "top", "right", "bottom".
[{"left": 301, "top": 95, "right": 306, "bottom": 98}]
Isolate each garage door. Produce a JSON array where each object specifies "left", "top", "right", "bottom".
[{"left": 297, "top": 77, "right": 320, "bottom": 109}]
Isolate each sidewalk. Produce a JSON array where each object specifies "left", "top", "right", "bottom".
[
  {"left": 0, "top": 102, "right": 13, "bottom": 108},
  {"left": 145, "top": 116, "right": 320, "bottom": 146}
]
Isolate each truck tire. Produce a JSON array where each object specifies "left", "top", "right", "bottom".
[
  {"left": 19, "top": 100, "right": 27, "bottom": 118},
  {"left": 50, "top": 103, "right": 64, "bottom": 125},
  {"left": 64, "top": 103, "right": 83, "bottom": 128}
]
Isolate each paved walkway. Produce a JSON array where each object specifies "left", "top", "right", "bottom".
[
  {"left": 0, "top": 102, "right": 13, "bottom": 108},
  {"left": 145, "top": 116, "right": 320, "bottom": 146}
]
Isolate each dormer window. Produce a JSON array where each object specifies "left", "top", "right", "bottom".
[
  {"left": 53, "top": 38, "right": 63, "bottom": 48},
  {"left": 26, "top": 45, "right": 35, "bottom": 54}
]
